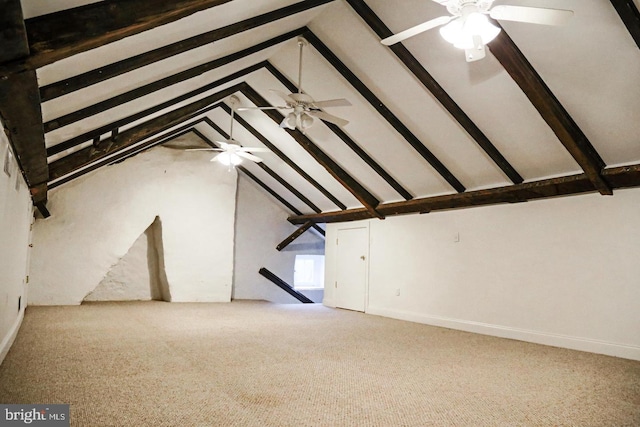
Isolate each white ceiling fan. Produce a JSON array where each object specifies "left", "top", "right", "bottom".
[
  {"left": 381, "top": 0, "right": 574, "bottom": 62},
  {"left": 239, "top": 37, "right": 352, "bottom": 133},
  {"left": 188, "top": 96, "right": 269, "bottom": 168}
]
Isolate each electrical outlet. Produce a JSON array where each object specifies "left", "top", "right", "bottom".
[
  {"left": 395, "top": 288, "right": 400, "bottom": 296},
  {"left": 454, "top": 232, "right": 460, "bottom": 242}
]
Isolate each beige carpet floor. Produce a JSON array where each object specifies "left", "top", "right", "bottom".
[{"left": 0, "top": 301, "right": 638, "bottom": 426}]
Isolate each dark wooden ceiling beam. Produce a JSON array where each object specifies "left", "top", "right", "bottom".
[
  {"left": 242, "top": 84, "right": 384, "bottom": 219},
  {"left": 302, "top": 29, "right": 466, "bottom": 193},
  {"left": 276, "top": 221, "right": 314, "bottom": 251},
  {"left": 222, "top": 104, "right": 347, "bottom": 210},
  {"left": 290, "top": 208, "right": 375, "bottom": 224},
  {"left": 344, "top": 0, "right": 523, "bottom": 185},
  {"left": 44, "top": 43, "right": 270, "bottom": 132},
  {"left": 487, "top": 28, "right": 612, "bottom": 196},
  {"left": 48, "top": 84, "right": 244, "bottom": 181},
  {"left": 50, "top": 123, "right": 201, "bottom": 190},
  {"left": 28, "top": 0, "right": 334, "bottom": 98},
  {"left": 43, "top": 28, "right": 304, "bottom": 131},
  {"left": 0, "top": 1, "right": 48, "bottom": 205},
  {"left": 610, "top": 0, "right": 640, "bottom": 49},
  {"left": 264, "top": 62, "right": 414, "bottom": 201},
  {"left": 23, "top": 0, "right": 232, "bottom": 71},
  {"left": 289, "top": 164, "right": 640, "bottom": 224},
  {"left": 1, "top": 2, "right": 50, "bottom": 216},
  {"left": 203, "top": 116, "right": 322, "bottom": 213},
  {"left": 47, "top": 62, "right": 265, "bottom": 155},
  {"left": 0, "top": 0, "right": 29, "bottom": 63}
]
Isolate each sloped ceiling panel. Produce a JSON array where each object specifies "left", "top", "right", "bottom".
[{"left": 4, "top": 0, "right": 640, "bottom": 221}]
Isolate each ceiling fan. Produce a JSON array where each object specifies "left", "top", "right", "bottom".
[
  {"left": 381, "top": 0, "right": 574, "bottom": 62},
  {"left": 238, "top": 37, "right": 352, "bottom": 133},
  {"left": 187, "top": 96, "right": 269, "bottom": 168}
]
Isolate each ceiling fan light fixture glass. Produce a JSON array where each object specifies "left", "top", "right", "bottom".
[
  {"left": 216, "top": 151, "right": 242, "bottom": 167},
  {"left": 300, "top": 113, "right": 314, "bottom": 131},
  {"left": 439, "top": 12, "right": 500, "bottom": 49},
  {"left": 282, "top": 112, "right": 297, "bottom": 130}
]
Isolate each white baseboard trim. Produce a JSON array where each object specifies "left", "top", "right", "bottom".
[
  {"left": 0, "top": 308, "right": 25, "bottom": 366},
  {"left": 366, "top": 306, "right": 640, "bottom": 361}
]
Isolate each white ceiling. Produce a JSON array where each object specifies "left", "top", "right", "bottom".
[{"left": 21, "top": 0, "right": 640, "bottom": 215}]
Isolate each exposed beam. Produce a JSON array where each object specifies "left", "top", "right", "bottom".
[
  {"left": 0, "top": 0, "right": 29, "bottom": 63},
  {"left": 50, "top": 122, "right": 203, "bottom": 190},
  {"left": 34, "top": 201, "right": 51, "bottom": 219},
  {"left": 47, "top": 62, "right": 264, "bottom": 155},
  {"left": 276, "top": 221, "right": 314, "bottom": 251},
  {"left": 610, "top": 0, "right": 640, "bottom": 49},
  {"left": 303, "top": 29, "right": 466, "bottom": 193},
  {"left": 345, "top": 0, "right": 523, "bottom": 185},
  {"left": 0, "top": 0, "right": 48, "bottom": 205},
  {"left": 43, "top": 28, "right": 304, "bottom": 130},
  {"left": 290, "top": 208, "right": 374, "bottom": 224},
  {"left": 223, "top": 104, "right": 347, "bottom": 210},
  {"left": 487, "top": 28, "right": 612, "bottom": 196},
  {"left": 258, "top": 268, "right": 314, "bottom": 304},
  {"left": 0, "top": 71, "right": 48, "bottom": 203},
  {"left": 242, "top": 84, "right": 384, "bottom": 219},
  {"left": 24, "top": 0, "right": 232, "bottom": 71},
  {"left": 289, "top": 164, "right": 640, "bottom": 224},
  {"left": 44, "top": 48, "right": 266, "bottom": 132},
  {"left": 264, "top": 62, "right": 414, "bottom": 200},
  {"left": 203, "top": 116, "right": 322, "bottom": 213},
  {"left": 48, "top": 84, "right": 243, "bottom": 181},
  {"left": 24, "top": 0, "right": 334, "bottom": 96}
]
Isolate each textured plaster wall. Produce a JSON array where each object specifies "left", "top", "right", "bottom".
[
  {"left": 233, "top": 175, "right": 324, "bottom": 303},
  {"left": 325, "top": 189, "right": 640, "bottom": 360},
  {"left": 30, "top": 138, "right": 237, "bottom": 305},
  {"left": 84, "top": 218, "right": 168, "bottom": 302},
  {"left": 0, "top": 130, "right": 32, "bottom": 364}
]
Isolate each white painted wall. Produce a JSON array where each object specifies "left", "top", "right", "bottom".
[
  {"left": 29, "top": 136, "right": 237, "bottom": 305},
  {"left": 325, "top": 189, "right": 640, "bottom": 360},
  {"left": 234, "top": 175, "right": 324, "bottom": 303},
  {"left": 0, "top": 130, "right": 32, "bottom": 364}
]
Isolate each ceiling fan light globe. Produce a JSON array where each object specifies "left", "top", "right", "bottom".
[
  {"left": 439, "top": 13, "right": 500, "bottom": 50},
  {"left": 216, "top": 151, "right": 242, "bottom": 166},
  {"left": 300, "top": 113, "right": 314, "bottom": 130},
  {"left": 283, "top": 112, "right": 297, "bottom": 130}
]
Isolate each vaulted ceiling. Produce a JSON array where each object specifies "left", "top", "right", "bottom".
[{"left": 2, "top": 0, "right": 639, "bottom": 226}]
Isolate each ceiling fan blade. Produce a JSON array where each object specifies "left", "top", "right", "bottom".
[
  {"left": 381, "top": 15, "right": 453, "bottom": 45},
  {"left": 309, "top": 110, "right": 349, "bottom": 127},
  {"left": 312, "top": 98, "right": 352, "bottom": 108},
  {"left": 270, "top": 89, "right": 296, "bottom": 104},
  {"left": 237, "top": 147, "right": 270, "bottom": 153},
  {"left": 236, "top": 152, "right": 263, "bottom": 163},
  {"left": 237, "top": 106, "right": 287, "bottom": 111},
  {"left": 489, "top": 5, "right": 573, "bottom": 26},
  {"left": 186, "top": 148, "right": 222, "bottom": 152}
]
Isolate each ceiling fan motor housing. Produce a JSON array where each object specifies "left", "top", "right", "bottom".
[{"left": 445, "top": 0, "right": 493, "bottom": 16}]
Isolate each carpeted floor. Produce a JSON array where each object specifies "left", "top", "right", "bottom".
[{"left": 0, "top": 301, "right": 638, "bottom": 426}]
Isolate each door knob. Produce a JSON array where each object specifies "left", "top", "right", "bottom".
[{"left": 360, "top": 255, "right": 365, "bottom": 260}]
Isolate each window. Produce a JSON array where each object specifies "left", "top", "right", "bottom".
[{"left": 293, "top": 255, "right": 325, "bottom": 290}]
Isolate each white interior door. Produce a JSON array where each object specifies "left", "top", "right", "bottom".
[{"left": 336, "top": 227, "right": 369, "bottom": 312}]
